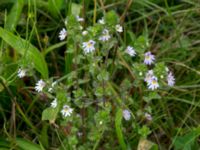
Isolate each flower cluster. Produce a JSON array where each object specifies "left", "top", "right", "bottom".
[
  {"left": 138, "top": 51, "right": 175, "bottom": 90},
  {"left": 144, "top": 70, "right": 159, "bottom": 90},
  {"left": 142, "top": 64, "right": 175, "bottom": 90},
  {"left": 17, "top": 13, "right": 176, "bottom": 125}
]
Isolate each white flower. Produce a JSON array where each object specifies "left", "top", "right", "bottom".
[
  {"left": 123, "top": 109, "right": 131, "bottom": 121},
  {"left": 99, "top": 29, "right": 111, "bottom": 42},
  {"left": 98, "top": 18, "right": 105, "bottom": 24},
  {"left": 59, "top": 28, "right": 67, "bottom": 41},
  {"left": 61, "top": 105, "right": 73, "bottom": 117},
  {"left": 144, "top": 113, "right": 152, "bottom": 121},
  {"left": 145, "top": 71, "right": 159, "bottom": 90},
  {"left": 76, "top": 15, "right": 84, "bottom": 22},
  {"left": 115, "top": 24, "right": 123, "bottom": 33},
  {"left": 144, "top": 51, "right": 155, "bottom": 65},
  {"left": 167, "top": 72, "right": 175, "bottom": 86},
  {"left": 125, "top": 46, "right": 136, "bottom": 57},
  {"left": 51, "top": 98, "right": 57, "bottom": 108},
  {"left": 35, "top": 79, "right": 46, "bottom": 92},
  {"left": 139, "top": 72, "right": 143, "bottom": 76},
  {"left": 147, "top": 76, "right": 159, "bottom": 90},
  {"left": 144, "top": 70, "right": 154, "bottom": 83},
  {"left": 17, "top": 68, "right": 27, "bottom": 78},
  {"left": 82, "top": 40, "right": 96, "bottom": 54},
  {"left": 82, "top": 30, "right": 88, "bottom": 36}
]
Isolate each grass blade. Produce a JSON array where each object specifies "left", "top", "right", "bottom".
[
  {"left": 16, "top": 138, "right": 42, "bottom": 150},
  {"left": 48, "top": 0, "right": 64, "bottom": 19},
  {"left": 5, "top": 0, "right": 24, "bottom": 31},
  {"left": 115, "top": 108, "right": 127, "bottom": 150},
  {"left": 0, "top": 27, "right": 48, "bottom": 79}
]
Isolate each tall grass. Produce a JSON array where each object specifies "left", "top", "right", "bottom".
[{"left": 0, "top": 0, "right": 200, "bottom": 149}]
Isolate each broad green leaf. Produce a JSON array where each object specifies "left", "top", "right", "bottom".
[
  {"left": 173, "top": 128, "right": 200, "bottom": 150},
  {"left": 48, "top": 0, "right": 64, "bottom": 18},
  {"left": 42, "top": 107, "right": 59, "bottom": 123},
  {"left": 16, "top": 138, "right": 42, "bottom": 150},
  {"left": 0, "top": 28, "right": 48, "bottom": 79},
  {"left": 5, "top": 0, "right": 24, "bottom": 31},
  {"left": 115, "top": 108, "right": 127, "bottom": 150},
  {"left": 71, "top": 3, "right": 82, "bottom": 16}
]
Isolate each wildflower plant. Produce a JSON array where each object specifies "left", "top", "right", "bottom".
[
  {"left": 7, "top": 9, "right": 176, "bottom": 149},
  {"left": 34, "top": 11, "right": 175, "bottom": 148}
]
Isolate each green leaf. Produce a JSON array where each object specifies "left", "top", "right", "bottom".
[
  {"left": 95, "top": 87, "right": 103, "bottom": 97},
  {"left": 65, "top": 52, "right": 73, "bottom": 75},
  {"left": 94, "top": 109, "right": 110, "bottom": 130},
  {"left": 126, "top": 30, "right": 136, "bottom": 44},
  {"left": 42, "top": 107, "right": 59, "bottom": 123},
  {"left": 154, "top": 62, "right": 166, "bottom": 77},
  {"left": 16, "top": 138, "right": 42, "bottom": 150},
  {"left": 5, "top": 0, "right": 24, "bottom": 31},
  {"left": 0, "top": 28, "right": 48, "bottom": 79},
  {"left": 105, "top": 11, "right": 119, "bottom": 25},
  {"left": 0, "top": 138, "right": 10, "bottom": 148},
  {"left": 97, "top": 70, "right": 109, "bottom": 81},
  {"left": 115, "top": 108, "right": 127, "bottom": 150},
  {"left": 39, "top": 124, "right": 49, "bottom": 148},
  {"left": 173, "top": 128, "right": 200, "bottom": 150},
  {"left": 134, "top": 35, "right": 149, "bottom": 53},
  {"left": 71, "top": 3, "right": 82, "bottom": 16},
  {"left": 44, "top": 41, "right": 67, "bottom": 55},
  {"left": 138, "top": 125, "right": 151, "bottom": 138},
  {"left": 48, "top": 0, "right": 64, "bottom": 18}
]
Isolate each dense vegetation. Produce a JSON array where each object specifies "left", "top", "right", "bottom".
[{"left": 0, "top": 0, "right": 200, "bottom": 149}]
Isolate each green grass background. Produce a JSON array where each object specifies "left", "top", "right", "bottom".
[{"left": 0, "top": 0, "right": 200, "bottom": 149}]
